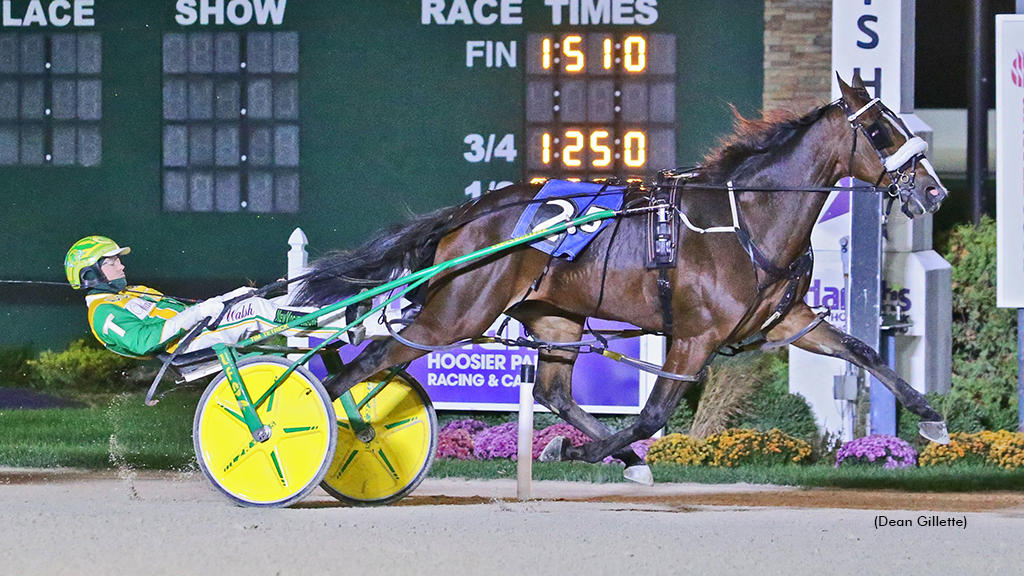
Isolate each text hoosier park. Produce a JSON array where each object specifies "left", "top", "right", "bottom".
[{"left": 874, "top": 515, "right": 967, "bottom": 529}]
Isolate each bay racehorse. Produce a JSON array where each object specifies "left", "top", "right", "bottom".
[{"left": 295, "top": 73, "right": 949, "bottom": 484}]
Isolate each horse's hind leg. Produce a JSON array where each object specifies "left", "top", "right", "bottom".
[
  {"left": 556, "top": 334, "right": 715, "bottom": 465},
  {"left": 512, "top": 309, "right": 648, "bottom": 481},
  {"left": 765, "top": 302, "right": 949, "bottom": 443}
]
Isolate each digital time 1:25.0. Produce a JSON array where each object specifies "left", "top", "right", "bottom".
[{"left": 538, "top": 129, "right": 647, "bottom": 169}]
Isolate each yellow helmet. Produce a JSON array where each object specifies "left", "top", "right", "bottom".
[{"left": 65, "top": 236, "right": 131, "bottom": 289}]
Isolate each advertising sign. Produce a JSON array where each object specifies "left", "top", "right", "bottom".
[
  {"left": 997, "top": 15, "right": 1024, "bottom": 308},
  {"left": 304, "top": 307, "right": 660, "bottom": 414}
]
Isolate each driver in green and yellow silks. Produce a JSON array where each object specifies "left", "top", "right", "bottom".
[{"left": 65, "top": 235, "right": 352, "bottom": 358}]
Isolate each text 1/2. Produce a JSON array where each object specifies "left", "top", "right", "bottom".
[
  {"left": 465, "top": 180, "right": 513, "bottom": 198},
  {"left": 464, "top": 134, "right": 517, "bottom": 163}
]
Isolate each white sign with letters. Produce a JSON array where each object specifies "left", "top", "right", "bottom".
[
  {"left": 831, "top": 0, "right": 907, "bottom": 112},
  {"left": 996, "top": 15, "right": 1024, "bottom": 308}
]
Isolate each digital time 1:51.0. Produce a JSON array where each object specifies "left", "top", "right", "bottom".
[{"left": 539, "top": 34, "right": 649, "bottom": 73}]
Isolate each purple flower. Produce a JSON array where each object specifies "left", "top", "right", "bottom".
[
  {"left": 835, "top": 434, "right": 917, "bottom": 469},
  {"left": 473, "top": 422, "right": 519, "bottom": 460},
  {"left": 437, "top": 428, "right": 476, "bottom": 460},
  {"left": 440, "top": 419, "right": 490, "bottom": 437}
]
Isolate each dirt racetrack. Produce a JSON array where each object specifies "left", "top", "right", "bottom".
[{"left": 3, "top": 468, "right": 1023, "bottom": 576}]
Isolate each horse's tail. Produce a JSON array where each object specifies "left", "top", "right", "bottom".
[{"left": 292, "top": 202, "right": 473, "bottom": 307}]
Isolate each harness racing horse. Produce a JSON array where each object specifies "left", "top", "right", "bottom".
[{"left": 296, "top": 74, "right": 949, "bottom": 484}]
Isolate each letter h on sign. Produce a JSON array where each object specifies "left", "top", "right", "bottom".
[{"left": 854, "top": 66, "right": 882, "bottom": 99}]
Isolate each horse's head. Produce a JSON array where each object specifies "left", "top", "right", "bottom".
[{"left": 837, "top": 73, "right": 947, "bottom": 217}]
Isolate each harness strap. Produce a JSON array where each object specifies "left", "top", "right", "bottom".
[
  {"left": 716, "top": 249, "right": 814, "bottom": 357},
  {"left": 597, "top": 349, "right": 708, "bottom": 383},
  {"left": 846, "top": 97, "right": 881, "bottom": 122},
  {"left": 755, "top": 249, "right": 814, "bottom": 331},
  {"left": 761, "top": 309, "right": 829, "bottom": 351},
  {"left": 386, "top": 316, "right": 704, "bottom": 382},
  {"left": 657, "top": 267, "right": 674, "bottom": 336}
]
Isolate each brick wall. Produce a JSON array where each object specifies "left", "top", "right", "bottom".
[{"left": 764, "top": 0, "right": 832, "bottom": 114}]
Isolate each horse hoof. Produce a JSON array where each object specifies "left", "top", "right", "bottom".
[
  {"left": 919, "top": 421, "right": 950, "bottom": 444},
  {"left": 623, "top": 464, "right": 654, "bottom": 486},
  {"left": 539, "top": 436, "right": 566, "bottom": 462}
]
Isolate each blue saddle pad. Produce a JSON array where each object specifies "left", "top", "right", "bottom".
[{"left": 511, "top": 180, "right": 625, "bottom": 260}]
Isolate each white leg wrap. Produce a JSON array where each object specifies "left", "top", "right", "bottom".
[
  {"left": 539, "top": 436, "right": 566, "bottom": 462},
  {"left": 623, "top": 464, "right": 654, "bottom": 486}
]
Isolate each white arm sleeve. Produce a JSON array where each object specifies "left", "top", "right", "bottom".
[
  {"left": 215, "top": 286, "right": 255, "bottom": 303},
  {"left": 159, "top": 299, "right": 224, "bottom": 342}
]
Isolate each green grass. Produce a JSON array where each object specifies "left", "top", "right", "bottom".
[
  {"left": 4, "top": 398, "right": 1024, "bottom": 492},
  {"left": 0, "top": 391, "right": 200, "bottom": 470},
  {"left": 433, "top": 458, "right": 1024, "bottom": 492},
  {"left": 431, "top": 459, "right": 632, "bottom": 484},
  {"left": 647, "top": 463, "right": 1024, "bottom": 492}
]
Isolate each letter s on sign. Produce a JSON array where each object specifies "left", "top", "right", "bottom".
[
  {"left": 857, "top": 14, "right": 879, "bottom": 49},
  {"left": 176, "top": 0, "right": 198, "bottom": 25}
]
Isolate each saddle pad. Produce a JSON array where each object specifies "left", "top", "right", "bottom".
[{"left": 511, "top": 180, "right": 625, "bottom": 260}]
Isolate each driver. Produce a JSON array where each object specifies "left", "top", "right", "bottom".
[{"left": 65, "top": 235, "right": 354, "bottom": 358}]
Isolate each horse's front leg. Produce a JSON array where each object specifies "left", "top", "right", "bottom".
[
  {"left": 766, "top": 303, "right": 949, "bottom": 443},
  {"left": 559, "top": 335, "right": 714, "bottom": 465}
]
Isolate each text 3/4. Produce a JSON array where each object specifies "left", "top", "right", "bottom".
[{"left": 464, "top": 134, "right": 517, "bottom": 163}]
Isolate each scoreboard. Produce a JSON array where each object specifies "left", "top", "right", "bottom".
[
  {"left": 525, "top": 32, "right": 676, "bottom": 182},
  {"left": 0, "top": 0, "right": 763, "bottom": 350}
]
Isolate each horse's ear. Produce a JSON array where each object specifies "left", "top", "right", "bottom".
[
  {"left": 836, "top": 72, "right": 858, "bottom": 104},
  {"left": 851, "top": 69, "right": 866, "bottom": 90}
]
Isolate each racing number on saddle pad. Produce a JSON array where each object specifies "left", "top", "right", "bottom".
[
  {"left": 511, "top": 180, "right": 625, "bottom": 260},
  {"left": 531, "top": 199, "right": 605, "bottom": 239}
]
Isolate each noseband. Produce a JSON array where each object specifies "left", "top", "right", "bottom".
[{"left": 839, "top": 97, "right": 930, "bottom": 217}]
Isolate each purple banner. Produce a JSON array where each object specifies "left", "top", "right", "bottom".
[{"left": 306, "top": 317, "right": 644, "bottom": 412}]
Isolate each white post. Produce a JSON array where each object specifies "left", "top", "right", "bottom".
[
  {"left": 287, "top": 228, "right": 308, "bottom": 299},
  {"left": 287, "top": 228, "right": 309, "bottom": 352},
  {"left": 516, "top": 362, "right": 536, "bottom": 501}
]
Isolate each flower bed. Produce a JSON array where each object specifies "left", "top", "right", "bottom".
[
  {"left": 436, "top": 428, "right": 475, "bottom": 460},
  {"left": 985, "top": 431, "right": 1024, "bottom": 470},
  {"left": 918, "top": 432, "right": 991, "bottom": 466},
  {"left": 472, "top": 421, "right": 519, "bottom": 460},
  {"left": 705, "top": 428, "right": 811, "bottom": 467},
  {"left": 835, "top": 434, "right": 916, "bottom": 469},
  {"left": 646, "top": 429, "right": 810, "bottom": 467},
  {"left": 440, "top": 418, "right": 490, "bottom": 436},
  {"left": 436, "top": 417, "right": 1024, "bottom": 471},
  {"left": 646, "top": 434, "right": 710, "bottom": 465}
]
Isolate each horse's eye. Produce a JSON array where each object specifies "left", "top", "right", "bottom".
[{"left": 866, "top": 122, "right": 893, "bottom": 149}]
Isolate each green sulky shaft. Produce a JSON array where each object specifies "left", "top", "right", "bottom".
[{"left": 238, "top": 207, "right": 618, "bottom": 345}]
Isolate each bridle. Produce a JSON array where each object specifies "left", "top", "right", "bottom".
[{"left": 838, "top": 96, "right": 932, "bottom": 218}]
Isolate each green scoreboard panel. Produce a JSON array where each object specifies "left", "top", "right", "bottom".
[{"left": 0, "top": 0, "right": 763, "bottom": 349}]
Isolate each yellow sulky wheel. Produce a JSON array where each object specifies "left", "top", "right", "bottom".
[
  {"left": 321, "top": 370, "right": 437, "bottom": 506},
  {"left": 193, "top": 356, "right": 336, "bottom": 508}
]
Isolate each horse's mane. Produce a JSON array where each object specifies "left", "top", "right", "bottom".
[
  {"left": 699, "top": 102, "right": 834, "bottom": 182},
  {"left": 293, "top": 200, "right": 477, "bottom": 306}
]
